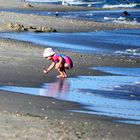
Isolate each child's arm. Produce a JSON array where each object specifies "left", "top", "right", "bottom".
[
  {"left": 55, "top": 56, "right": 63, "bottom": 69},
  {"left": 43, "top": 62, "right": 55, "bottom": 75}
]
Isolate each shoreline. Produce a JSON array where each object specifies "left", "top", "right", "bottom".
[
  {"left": 0, "top": 0, "right": 140, "bottom": 33},
  {"left": 0, "top": 38, "right": 140, "bottom": 86},
  {"left": 0, "top": 11, "right": 140, "bottom": 33}
]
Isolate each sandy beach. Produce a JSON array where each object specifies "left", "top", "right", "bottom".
[
  {"left": 0, "top": 0, "right": 140, "bottom": 32},
  {"left": 0, "top": 0, "right": 140, "bottom": 140},
  {"left": 0, "top": 38, "right": 140, "bottom": 140}
]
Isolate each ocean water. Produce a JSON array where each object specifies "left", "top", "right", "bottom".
[
  {"left": 0, "top": 29, "right": 140, "bottom": 57},
  {"left": 1, "top": 8, "right": 139, "bottom": 25},
  {"left": 25, "top": 0, "right": 140, "bottom": 8},
  {"left": 57, "top": 9, "right": 140, "bottom": 25},
  {"left": 0, "top": 0, "right": 139, "bottom": 25}
]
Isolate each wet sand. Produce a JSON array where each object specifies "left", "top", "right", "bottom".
[
  {"left": 0, "top": 0, "right": 140, "bottom": 140},
  {"left": 0, "top": 38, "right": 140, "bottom": 140}
]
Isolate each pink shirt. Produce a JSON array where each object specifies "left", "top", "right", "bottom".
[{"left": 52, "top": 54, "right": 73, "bottom": 69}]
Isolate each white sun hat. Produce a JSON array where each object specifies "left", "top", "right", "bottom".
[{"left": 43, "top": 48, "right": 55, "bottom": 58}]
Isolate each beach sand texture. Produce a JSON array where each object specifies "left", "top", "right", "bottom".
[
  {"left": 0, "top": 0, "right": 140, "bottom": 140},
  {"left": 0, "top": 0, "right": 140, "bottom": 32}
]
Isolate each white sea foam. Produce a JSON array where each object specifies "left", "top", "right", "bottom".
[
  {"left": 113, "top": 17, "right": 139, "bottom": 25},
  {"left": 115, "top": 49, "right": 140, "bottom": 57},
  {"left": 135, "top": 82, "right": 140, "bottom": 84},
  {"left": 104, "top": 16, "right": 139, "bottom": 25},
  {"left": 26, "top": 0, "right": 60, "bottom": 2},
  {"left": 103, "top": 3, "right": 138, "bottom": 8},
  {"left": 104, "top": 17, "right": 115, "bottom": 20},
  {"left": 26, "top": 0, "right": 105, "bottom": 6},
  {"left": 62, "top": 0, "right": 104, "bottom": 6},
  {"left": 104, "top": 16, "right": 123, "bottom": 20}
]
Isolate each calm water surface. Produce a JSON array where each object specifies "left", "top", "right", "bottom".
[{"left": 0, "top": 29, "right": 140, "bottom": 57}]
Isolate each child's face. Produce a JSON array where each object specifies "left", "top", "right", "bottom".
[{"left": 46, "top": 56, "right": 52, "bottom": 60}]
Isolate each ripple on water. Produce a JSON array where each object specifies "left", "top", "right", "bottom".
[{"left": 0, "top": 29, "right": 140, "bottom": 57}]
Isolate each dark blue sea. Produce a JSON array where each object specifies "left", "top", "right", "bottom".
[{"left": 0, "top": 29, "right": 140, "bottom": 57}]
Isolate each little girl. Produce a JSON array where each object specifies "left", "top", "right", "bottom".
[{"left": 43, "top": 48, "right": 73, "bottom": 78}]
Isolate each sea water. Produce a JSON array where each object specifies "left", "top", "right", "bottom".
[
  {"left": 1, "top": 8, "right": 139, "bottom": 25},
  {"left": 25, "top": 0, "right": 140, "bottom": 8},
  {"left": 24, "top": 0, "right": 140, "bottom": 24},
  {"left": 0, "top": 29, "right": 140, "bottom": 57},
  {"left": 1, "top": 0, "right": 140, "bottom": 25}
]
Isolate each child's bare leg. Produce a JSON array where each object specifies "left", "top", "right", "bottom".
[
  {"left": 55, "top": 63, "right": 67, "bottom": 78},
  {"left": 57, "top": 68, "right": 64, "bottom": 77},
  {"left": 56, "top": 69, "right": 67, "bottom": 78},
  {"left": 62, "top": 69, "right": 67, "bottom": 77}
]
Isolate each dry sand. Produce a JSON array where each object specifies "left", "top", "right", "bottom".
[
  {"left": 0, "top": 11, "right": 140, "bottom": 33},
  {"left": 0, "top": 0, "right": 140, "bottom": 32},
  {"left": 0, "top": 0, "right": 140, "bottom": 140}
]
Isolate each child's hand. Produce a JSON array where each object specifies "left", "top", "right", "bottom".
[{"left": 43, "top": 69, "right": 48, "bottom": 75}]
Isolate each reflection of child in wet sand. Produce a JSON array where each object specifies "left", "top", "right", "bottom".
[
  {"left": 39, "top": 79, "right": 70, "bottom": 98},
  {"left": 43, "top": 48, "right": 73, "bottom": 78}
]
